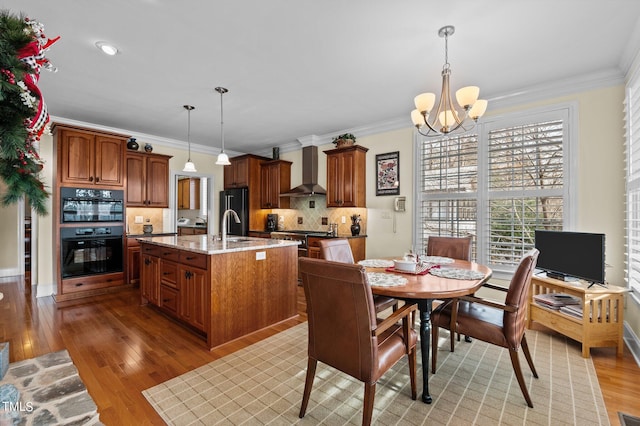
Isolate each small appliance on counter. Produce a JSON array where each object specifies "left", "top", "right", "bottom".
[
  {"left": 266, "top": 214, "right": 278, "bottom": 232},
  {"left": 177, "top": 217, "right": 190, "bottom": 225}
]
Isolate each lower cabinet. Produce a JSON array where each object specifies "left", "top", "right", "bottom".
[
  {"left": 126, "top": 238, "right": 141, "bottom": 285},
  {"left": 139, "top": 243, "right": 209, "bottom": 333},
  {"left": 179, "top": 265, "right": 207, "bottom": 331},
  {"left": 140, "top": 253, "right": 160, "bottom": 304}
]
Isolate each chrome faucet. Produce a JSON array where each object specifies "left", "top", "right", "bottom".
[{"left": 221, "top": 209, "right": 241, "bottom": 245}]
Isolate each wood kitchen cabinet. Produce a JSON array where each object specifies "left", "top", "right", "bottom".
[
  {"left": 178, "top": 264, "right": 207, "bottom": 331},
  {"left": 126, "top": 152, "right": 172, "bottom": 207},
  {"left": 55, "top": 125, "right": 126, "bottom": 188},
  {"left": 224, "top": 156, "right": 250, "bottom": 188},
  {"left": 140, "top": 252, "right": 160, "bottom": 305},
  {"left": 126, "top": 237, "right": 141, "bottom": 285},
  {"left": 178, "top": 178, "right": 200, "bottom": 209},
  {"left": 324, "top": 145, "right": 368, "bottom": 207},
  {"left": 260, "top": 159, "right": 291, "bottom": 209}
]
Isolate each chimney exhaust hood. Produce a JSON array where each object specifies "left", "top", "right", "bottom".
[{"left": 280, "top": 146, "right": 326, "bottom": 197}]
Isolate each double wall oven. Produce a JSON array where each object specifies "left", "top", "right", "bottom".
[{"left": 60, "top": 188, "right": 125, "bottom": 279}]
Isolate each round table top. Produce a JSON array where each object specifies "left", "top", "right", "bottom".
[{"left": 363, "top": 258, "right": 492, "bottom": 300}]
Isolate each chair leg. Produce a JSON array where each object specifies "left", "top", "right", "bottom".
[
  {"left": 299, "top": 358, "right": 317, "bottom": 418},
  {"left": 520, "top": 334, "right": 539, "bottom": 378},
  {"left": 449, "top": 298, "right": 458, "bottom": 352},
  {"left": 363, "top": 382, "right": 376, "bottom": 426},
  {"left": 431, "top": 322, "right": 439, "bottom": 374},
  {"left": 508, "top": 348, "right": 534, "bottom": 408},
  {"left": 408, "top": 346, "right": 417, "bottom": 400}
]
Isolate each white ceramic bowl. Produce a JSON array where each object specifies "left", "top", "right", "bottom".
[{"left": 393, "top": 259, "right": 418, "bottom": 272}]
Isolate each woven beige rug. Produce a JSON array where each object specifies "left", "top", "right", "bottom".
[{"left": 143, "top": 323, "right": 609, "bottom": 425}]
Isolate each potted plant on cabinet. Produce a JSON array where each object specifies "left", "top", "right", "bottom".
[
  {"left": 350, "top": 214, "right": 361, "bottom": 236},
  {"left": 332, "top": 133, "right": 356, "bottom": 148}
]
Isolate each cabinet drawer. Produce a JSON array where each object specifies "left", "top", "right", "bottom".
[
  {"left": 159, "top": 285, "right": 178, "bottom": 314},
  {"left": 140, "top": 244, "right": 162, "bottom": 257},
  {"left": 160, "top": 247, "right": 180, "bottom": 263},
  {"left": 160, "top": 260, "right": 178, "bottom": 287},
  {"left": 180, "top": 251, "right": 207, "bottom": 269},
  {"left": 62, "top": 273, "right": 124, "bottom": 294}
]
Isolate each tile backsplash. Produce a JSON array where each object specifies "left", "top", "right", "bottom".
[{"left": 272, "top": 195, "right": 367, "bottom": 235}]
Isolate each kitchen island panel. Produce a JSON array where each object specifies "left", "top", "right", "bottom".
[{"left": 209, "top": 245, "right": 298, "bottom": 348}]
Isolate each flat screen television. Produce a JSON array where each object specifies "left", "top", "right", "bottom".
[{"left": 534, "top": 230, "right": 605, "bottom": 284}]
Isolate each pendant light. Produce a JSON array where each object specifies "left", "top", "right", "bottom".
[
  {"left": 215, "top": 86, "right": 231, "bottom": 165},
  {"left": 182, "top": 105, "right": 197, "bottom": 172}
]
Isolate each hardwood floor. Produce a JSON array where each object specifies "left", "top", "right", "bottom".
[{"left": 1, "top": 277, "right": 638, "bottom": 425}]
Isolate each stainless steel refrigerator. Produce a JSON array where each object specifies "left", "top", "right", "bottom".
[{"left": 219, "top": 188, "right": 249, "bottom": 236}]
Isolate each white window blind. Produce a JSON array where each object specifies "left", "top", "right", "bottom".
[
  {"left": 625, "top": 72, "right": 640, "bottom": 296},
  {"left": 416, "top": 108, "right": 570, "bottom": 275}
]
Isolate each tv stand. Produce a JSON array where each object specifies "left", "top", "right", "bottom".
[{"left": 527, "top": 275, "right": 626, "bottom": 357}]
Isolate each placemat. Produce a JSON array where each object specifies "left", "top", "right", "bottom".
[
  {"left": 429, "top": 267, "right": 486, "bottom": 280},
  {"left": 366, "top": 272, "right": 408, "bottom": 287},
  {"left": 421, "top": 256, "right": 454, "bottom": 264},
  {"left": 358, "top": 259, "right": 394, "bottom": 268}
]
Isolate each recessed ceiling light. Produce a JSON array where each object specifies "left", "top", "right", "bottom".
[{"left": 95, "top": 41, "right": 118, "bottom": 56}]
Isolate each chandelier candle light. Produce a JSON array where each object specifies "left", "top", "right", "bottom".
[
  {"left": 215, "top": 87, "right": 231, "bottom": 166},
  {"left": 182, "top": 105, "right": 197, "bottom": 172},
  {"left": 411, "top": 25, "right": 488, "bottom": 137}
]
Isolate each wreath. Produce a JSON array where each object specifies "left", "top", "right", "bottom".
[{"left": 0, "top": 10, "right": 59, "bottom": 215}]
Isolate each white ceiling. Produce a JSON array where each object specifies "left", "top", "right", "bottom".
[{"left": 5, "top": 1, "right": 640, "bottom": 155}]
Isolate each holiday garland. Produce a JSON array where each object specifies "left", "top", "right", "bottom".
[{"left": 0, "top": 10, "right": 58, "bottom": 215}]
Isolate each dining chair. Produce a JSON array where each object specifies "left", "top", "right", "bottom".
[
  {"left": 298, "top": 257, "right": 417, "bottom": 426},
  {"left": 427, "top": 235, "right": 473, "bottom": 351},
  {"left": 430, "top": 249, "right": 540, "bottom": 408},
  {"left": 318, "top": 238, "right": 398, "bottom": 314}
]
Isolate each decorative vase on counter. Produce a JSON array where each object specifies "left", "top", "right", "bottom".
[
  {"left": 143, "top": 224, "right": 153, "bottom": 234},
  {"left": 350, "top": 223, "right": 360, "bottom": 236},
  {"left": 144, "top": 143, "right": 153, "bottom": 153}
]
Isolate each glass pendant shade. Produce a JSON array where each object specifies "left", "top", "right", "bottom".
[
  {"left": 216, "top": 152, "right": 230, "bottom": 165},
  {"left": 183, "top": 161, "right": 197, "bottom": 172},
  {"left": 414, "top": 92, "right": 436, "bottom": 113},
  {"left": 182, "top": 105, "right": 196, "bottom": 172},
  {"left": 469, "top": 99, "right": 488, "bottom": 119}
]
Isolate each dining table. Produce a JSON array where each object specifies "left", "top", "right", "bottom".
[{"left": 361, "top": 257, "right": 492, "bottom": 404}]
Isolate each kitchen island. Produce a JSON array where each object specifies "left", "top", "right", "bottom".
[{"left": 138, "top": 235, "right": 299, "bottom": 350}]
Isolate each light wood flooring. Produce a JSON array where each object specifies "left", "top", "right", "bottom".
[{"left": 0, "top": 277, "right": 638, "bottom": 425}]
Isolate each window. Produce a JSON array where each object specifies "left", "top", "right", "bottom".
[
  {"left": 415, "top": 106, "right": 573, "bottom": 276},
  {"left": 626, "top": 71, "right": 640, "bottom": 298}
]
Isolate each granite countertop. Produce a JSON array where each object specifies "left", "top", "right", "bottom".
[
  {"left": 127, "top": 232, "right": 177, "bottom": 238},
  {"left": 136, "top": 235, "right": 300, "bottom": 255}
]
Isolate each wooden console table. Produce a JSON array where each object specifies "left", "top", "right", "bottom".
[{"left": 527, "top": 275, "right": 627, "bottom": 357}]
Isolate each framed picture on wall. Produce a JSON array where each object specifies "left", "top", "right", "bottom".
[{"left": 375, "top": 151, "right": 400, "bottom": 196}]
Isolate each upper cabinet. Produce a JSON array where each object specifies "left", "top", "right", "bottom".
[
  {"left": 55, "top": 126, "right": 126, "bottom": 188},
  {"left": 223, "top": 156, "right": 250, "bottom": 189},
  {"left": 260, "top": 160, "right": 291, "bottom": 209},
  {"left": 126, "top": 152, "right": 172, "bottom": 207},
  {"left": 178, "top": 178, "right": 200, "bottom": 210},
  {"left": 324, "top": 145, "right": 368, "bottom": 208}
]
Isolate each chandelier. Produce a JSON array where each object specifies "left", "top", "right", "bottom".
[
  {"left": 215, "top": 86, "right": 231, "bottom": 166},
  {"left": 411, "top": 25, "right": 487, "bottom": 137},
  {"left": 182, "top": 105, "right": 197, "bottom": 172}
]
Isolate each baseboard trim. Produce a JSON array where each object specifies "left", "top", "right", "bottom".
[
  {"left": 35, "top": 282, "right": 55, "bottom": 298},
  {"left": 623, "top": 321, "right": 640, "bottom": 367}
]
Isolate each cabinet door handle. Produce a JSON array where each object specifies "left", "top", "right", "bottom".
[
  {"left": 89, "top": 176, "right": 94, "bottom": 182},
  {"left": 185, "top": 256, "right": 195, "bottom": 260},
  {"left": 95, "top": 176, "right": 100, "bottom": 182},
  {"left": 163, "top": 271, "right": 170, "bottom": 275},
  {"left": 144, "top": 258, "right": 151, "bottom": 265},
  {"left": 75, "top": 283, "right": 84, "bottom": 287}
]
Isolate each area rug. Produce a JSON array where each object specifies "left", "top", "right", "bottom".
[
  {"left": 3, "top": 350, "right": 102, "bottom": 425},
  {"left": 143, "top": 323, "right": 609, "bottom": 425}
]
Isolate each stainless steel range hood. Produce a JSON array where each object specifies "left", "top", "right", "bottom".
[{"left": 280, "top": 146, "right": 326, "bottom": 197}]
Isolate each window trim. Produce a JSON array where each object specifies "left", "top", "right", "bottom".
[{"left": 413, "top": 102, "right": 578, "bottom": 281}]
